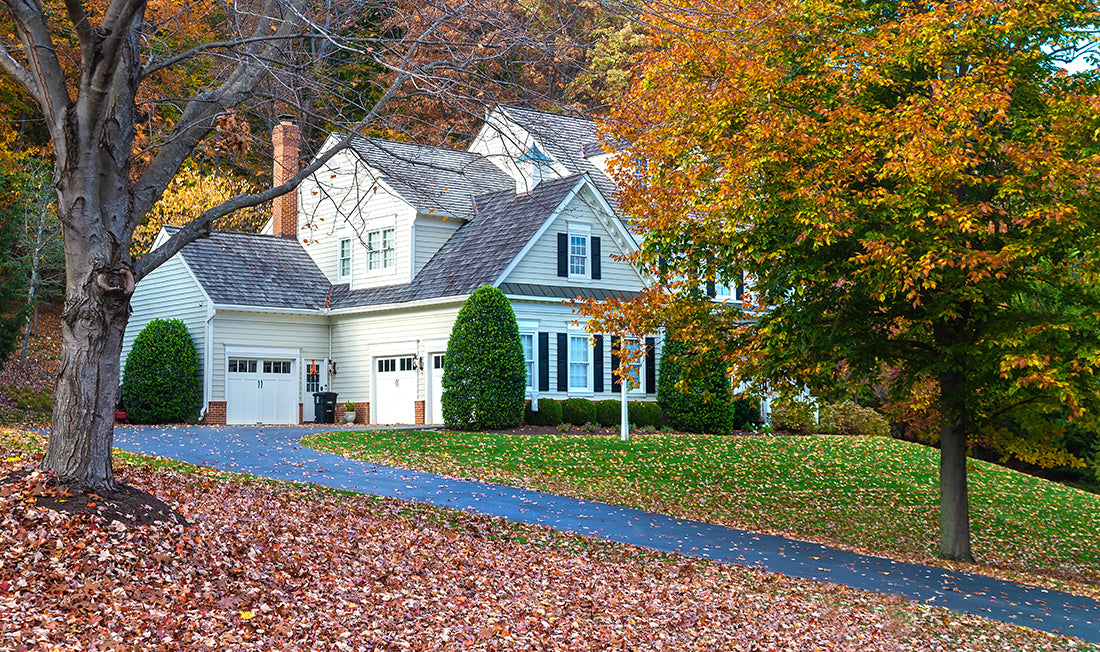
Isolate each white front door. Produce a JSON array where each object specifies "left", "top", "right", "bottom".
[
  {"left": 226, "top": 358, "right": 298, "bottom": 424},
  {"left": 428, "top": 353, "right": 445, "bottom": 425},
  {"left": 301, "top": 358, "right": 329, "bottom": 422},
  {"left": 374, "top": 356, "right": 417, "bottom": 424}
]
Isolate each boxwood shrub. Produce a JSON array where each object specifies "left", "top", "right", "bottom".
[
  {"left": 121, "top": 318, "right": 201, "bottom": 424},
  {"left": 442, "top": 286, "right": 526, "bottom": 430},
  {"left": 628, "top": 401, "right": 663, "bottom": 428},
  {"left": 732, "top": 396, "right": 761, "bottom": 431},
  {"left": 561, "top": 398, "right": 596, "bottom": 426},
  {"left": 595, "top": 399, "right": 622, "bottom": 427},
  {"left": 524, "top": 398, "right": 562, "bottom": 426},
  {"left": 819, "top": 401, "right": 889, "bottom": 437},
  {"left": 657, "top": 337, "right": 734, "bottom": 434}
]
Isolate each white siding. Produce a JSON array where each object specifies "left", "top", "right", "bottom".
[
  {"left": 298, "top": 147, "right": 417, "bottom": 288},
  {"left": 504, "top": 300, "right": 659, "bottom": 401},
  {"left": 210, "top": 312, "right": 330, "bottom": 406},
  {"left": 414, "top": 218, "right": 460, "bottom": 276},
  {"left": 504, "top": 188, "right": 642, "bottom": 292},
  {"left": 328, "top": 303, "right": 464, "bottom": 418},
  {"left": 122, "top": 255, "right": 208, "bottom": 384},
  {"left": 468, "top": 111, "right": 570, "bottom": 193}
]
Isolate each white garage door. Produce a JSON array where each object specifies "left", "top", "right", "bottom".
[
  {"left": 375, "top": 356, "right": 417, "bottom": 424},
  {"left": 428, "top": 353, "right": 445, "bottom": 425},
  {"left": 226, "top": 358, "right": 298, "bottom": 425}
]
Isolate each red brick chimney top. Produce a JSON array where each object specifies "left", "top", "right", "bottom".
[{"left": 272, "top": 118, "right": 300, "bottom": 240}]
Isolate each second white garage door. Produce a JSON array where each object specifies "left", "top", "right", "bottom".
[{"left": 374, "top": 356, "right": 417, "bottom": 424}]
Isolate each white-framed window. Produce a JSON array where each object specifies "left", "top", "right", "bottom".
[
  {"left": 367, "top": 227, "right": 395, "bottom": 272},
  {"left": 338, "top": 238, "right": 352, "bottom": 281},
  {"left": 567, "top": 222, "right": 591, "bottom": 279},
  {"left": 569, "top": 334, "right": 591, "bottom": 391},
  {"left": 521, "top": 333, "right": 534, "bottom": 389}
]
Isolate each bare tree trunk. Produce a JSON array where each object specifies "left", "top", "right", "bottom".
[
  {"left": 938, "top": 369, "right": 973, "bottom": 562},
  {"left": 40, "top": 260, "right": 134, "bottom": 492}
]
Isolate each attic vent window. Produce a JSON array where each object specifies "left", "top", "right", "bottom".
[{"left": 520, "top": 144, "right": 553, "bottom": 188}]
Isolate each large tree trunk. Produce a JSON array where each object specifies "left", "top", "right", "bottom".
[
  {"left": 39, "top": 248, "right": 135, "bottom": 493},
  {"left": 938, "top": 369, "right": 974, "bottom": 562}
]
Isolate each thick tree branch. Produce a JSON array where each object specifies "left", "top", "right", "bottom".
[{"left": 2, "top": 0, "right": 73, "bottom": 128}]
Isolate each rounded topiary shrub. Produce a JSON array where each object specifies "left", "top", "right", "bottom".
[
  {"left": 628, "top": 401, "right": 663, "bottom": 428},
  {"left": 524, "top": 398, "right": 562, "bottom": 426},
  {"left": 122, "top": 318, "right": 201, "bottom": 424},
  {"left": 657, "top": 338, "right": 734, "bottom": 434},
  {"left": 442, "top": 286, "right": 525, "bottom": 430},
  {"left": 595, "top": 399, "right": 622, "bottom": 427},
  {"left": 561, "top": 398, "right": 596, "bottom": 426}
]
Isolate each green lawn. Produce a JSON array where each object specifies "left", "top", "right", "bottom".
[{"left": 302, "top": 429, "right": 1100, "bottom": 594}]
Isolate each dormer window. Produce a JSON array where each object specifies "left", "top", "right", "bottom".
[
  {"left": 366, "top": 227, "right": 395, "bottom": 272},
  {"left": 519, "top": 144, "right": 553, "bottom": 189}
]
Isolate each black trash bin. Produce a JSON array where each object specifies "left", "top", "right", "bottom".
[{"left": 313, "top": 391, "right": 338, "bottom": 424}]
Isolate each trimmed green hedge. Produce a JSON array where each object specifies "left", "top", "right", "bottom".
[
  {"left": 121, "top": 318, "right": 201, "bottom": 424},
  {"left": 442, "top": 287, "right": 526, "bottom": 430},
  {"left": 732, "top": 396, "right": 761, "bottom": 431},
  {"left": 595, "top": 399, "right": 622, "bottom": 427},
  {"left": 524, "top": 398, "right": 563, "bottom": 426},
  {"left": 561, "top": 398, "right": 597, "bottom": 426},
  {"left": 657, "top": 337, "right": 734, "bottom": 434},
  {"left": 628, "top": 401, "right": 663, "bottom": 428}
]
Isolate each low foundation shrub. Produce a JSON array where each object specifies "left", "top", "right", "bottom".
[
  {"left": 561, "top": 398, "right": 596, "bottom": 426},
  {"left": 595, "top": 400, "right": 622, "bottom": 427},
  {"left": 524, "top": 398, "right": 562, "bottom": 426}
]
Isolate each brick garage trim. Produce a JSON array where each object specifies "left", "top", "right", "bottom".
[
  {"left": 204, "top": 401, "right": 227, "bottom": 425},
  {"left": 414, "top": 400, "right": 425, "bottom": 425}
]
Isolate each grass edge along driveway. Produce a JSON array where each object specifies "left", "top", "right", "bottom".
[{"left": 302, "top": 429, "right": 1100, "bottom": 599}]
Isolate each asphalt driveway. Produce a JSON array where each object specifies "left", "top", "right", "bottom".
[{"left": 111, "top": 424, "right": 1100, "bottom": 643}]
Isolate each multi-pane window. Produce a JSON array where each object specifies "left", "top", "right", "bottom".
[
  {"left": 228, "top": 359, "right": 257, "bottom": 373},
  {"left": 378, "top": 358, "right": 396, "bottom": 372},
  {"left": 569, "top": 234, "right": 588, "bottom": 277},
  {"left": 569, "top": 335, "right": 589, "bottom": 390},
  {"left": 621, "top": 339, "right": 643, "bottom": 393},
  {"left": 263, "top": 360, "right": 292, "bottom": 374},
  {"left": 338, "top": 238, "right": 352, "bottom": 280},
  {"left": 367, "top": 228, "right": 395, "bottom": 271},
  {"left": 523, "top": 334, "right": 535, "bottom": 388}
]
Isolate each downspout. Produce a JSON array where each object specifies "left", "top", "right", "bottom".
[{"left": 200, "top": 303, "right": 215, "bottom": 420}]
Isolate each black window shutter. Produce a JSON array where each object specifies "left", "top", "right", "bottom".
[
  {"left": 557, "top": 233, "right": 568, "bottom": 277},
  {"left": 556, "top": 333, "right": 568, "bottom": 391},
  {"left": 645, "top": 337, "right": 656, "bottom": 394},
  {"left": 591, "top": 236, "right": 601, "bottom": 280},
  {"left": 593, "top": 335, "right": 604, "bottom": 393},
  {"left": 706, "top": 280, "right": 716, "bottom": 298},
  {"left": 538, "top": 332, "right": 550, "bottom": 392},
  {"left": 736, "top": 270, "right": 745, "bottom": 300},
  {"left": 610, "top": 335, "right": 621, "bottom": 393}
]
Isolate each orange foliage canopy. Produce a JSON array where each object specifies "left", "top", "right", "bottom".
[{"left": 580, "top": 0, "right": 1100, "bottom": 557}]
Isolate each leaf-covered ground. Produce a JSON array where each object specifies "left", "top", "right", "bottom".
[
  {"left": 1, "top": 437, "right": 1096, "bottom": 651},
  {"left": 301, "top": 430, "right": 1100, "bottom": 598}
]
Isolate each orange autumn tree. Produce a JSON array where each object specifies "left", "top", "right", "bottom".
[{"left": 583, "top": 0, "right": 1100, "bottom": 561}]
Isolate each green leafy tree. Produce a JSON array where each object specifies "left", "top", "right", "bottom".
[
  {"left": 122, "top": 319, "right": 201, "bottom": 424},
  {"left": 658, "top": 337, "right": 734, "bottom": 434},
  {"left": 0, "top": 173, "right": 29, "bottom": 363},
  {"left": 442, "top": 286, "right": 526, "bottom": 430},
  {"left": 581, "top": 0, "right": 1100, "bottom": 560}
]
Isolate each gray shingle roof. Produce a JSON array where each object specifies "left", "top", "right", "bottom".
[
  {"left": 498, "top": 106, "right": 620, "bottom": 210},
  {"left": 348, "top": 136, "right": 515, "bottom": 219},
  {"left": 170, "top": 228, "right": 331, "bottom": 310},
  {"left": 331, "top": 175, "right": 581, "bottom": 309}
]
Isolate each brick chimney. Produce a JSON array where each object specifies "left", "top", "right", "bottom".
[{"left": 272, "top": 116, "right": 300, "bottom": 239}]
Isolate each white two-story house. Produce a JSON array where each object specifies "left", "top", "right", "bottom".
[{"left": 122, "top": 106, "right": 658, "bottom": 426}]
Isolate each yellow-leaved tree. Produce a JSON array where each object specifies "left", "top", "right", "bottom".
[{"left": 131, "top": 166, "right": 269, "bottom": 257}]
